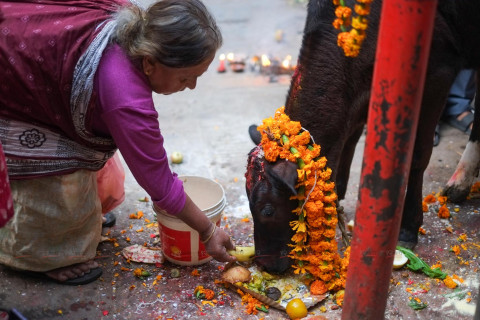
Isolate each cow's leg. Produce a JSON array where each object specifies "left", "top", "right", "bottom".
[
  {"left": 335, "top": 125, "right": 365, "bottom": 200},
  {"left": 443, "top": 71, "right": 480, "bottom": 202},
  {"left": 399, "top": 72, "right": 454, "bottom": 248}
]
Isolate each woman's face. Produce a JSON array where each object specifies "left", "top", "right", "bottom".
[{"left": 142, "top": 55, "right": 214, "bottom": 95}]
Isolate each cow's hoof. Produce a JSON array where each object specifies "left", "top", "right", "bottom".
[
  {"left": 398, "top": 228, "right": 418, "bottom": 250},
  {"left": 397, "top": 240, "right": 416, "bottom": 250},
  {"left": 441, "top": 185, "right": 470, "bottom": 203}
]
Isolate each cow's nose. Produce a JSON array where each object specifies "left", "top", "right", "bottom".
[{"left": 255, "top": 256, "right": 291, "bottom": 274}]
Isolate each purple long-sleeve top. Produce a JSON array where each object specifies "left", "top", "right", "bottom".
[{"left": 91, "top": 45, "right": 186, "bottom": 215}]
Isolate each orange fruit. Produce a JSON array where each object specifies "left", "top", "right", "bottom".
[{"left": 285, "top": 298, "right": 308, "bottom": 319}]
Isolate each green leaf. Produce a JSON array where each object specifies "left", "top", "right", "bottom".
[
  {"left": 396, "top": 246, "right": 447, "bottom": 280},
  {"left": 256, "top": 305, "right": 269, "bottom": 313},
  {"left": 408, "top": 300, "right": 428, "bottom": 310}
]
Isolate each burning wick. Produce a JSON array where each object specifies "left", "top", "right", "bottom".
[
  {"left": 217, "top": 53, "right": 226, "bottom": 73},
  {"left": 282, "top": 55, "right": 292, "bottom": 70},
  {"left": 261, "top": 54, "right": 271, "bottom": 68}
]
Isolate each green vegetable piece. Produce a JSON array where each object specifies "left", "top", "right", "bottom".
[
  {"left": 256, "top": 305, "right": 269, "bottom": 313},
  {"left": 396, "top": 246, "right": 447, "bottom": 279},
  {"left": 408, "top": 300, "right": 427, "bottom": 310}
]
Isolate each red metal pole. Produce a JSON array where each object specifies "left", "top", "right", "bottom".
[{"left": 342, "top": 0, "right": 438, "bottom": 319}]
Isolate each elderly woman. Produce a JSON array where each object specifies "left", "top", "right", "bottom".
[{"left": 0, "top": 0, "right": 235, "bottom": 285}]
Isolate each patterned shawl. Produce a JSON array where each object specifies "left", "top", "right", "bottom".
[{"left": 0, "top": 0, "right": 131, "bottom": 178}]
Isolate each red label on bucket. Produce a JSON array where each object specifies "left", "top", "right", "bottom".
[
  {"left": 161, "top": 225, "right": 192, "bottom": 262},
  {"left": 198, "top": 242, "right": 209, "bottom": 260}
]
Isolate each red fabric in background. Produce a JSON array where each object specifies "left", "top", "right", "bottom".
[
  {"left": 0, "top": 143, "right": 13, "bottom": 228},
  {"left": 97, "top": 152, "right": 125, "bottom": 214}
]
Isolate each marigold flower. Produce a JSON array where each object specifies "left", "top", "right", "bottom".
[
  {"left": 238, "top": 290, "right": 267, "bottom": 315},
  {"left": 335, "top": 290, "right": 345, "bottom": 306},
  {"left": 335, "top": 6, "right": 352, "bottom": 19},
  {"left": 351, "top": 16, "right": 368, "bottom": 30},
  {"left": 453, "top": 274, "right": 464, "bottom": 283},
  {"left": 308, "top": 228, "right": 326, "bottom": 241},
  {"left": 310, "top": 280, "right": 328, "bottom": 295},
  {"left": 451, "top": 245, "right": 460, "bottom": 255},
  {"left": 438, "top": 205, "right": 450, "bottom": 219},
  {"left": 191, "top": 269, "right": 200, "bottom": 276},
  {"left": 354, "top": 3, "right": 371, "bottom": 15},
  {"left": 423, "top": 194, "right": 436, "bottom": 203},
  {"left": 323, "top": 216, "right": 339, "bottom": 228},
  {"left": 457, "top": 233, "right": 467, "bottom": 242},
  {"left": 291, "top": 232, "right": 307, "bottom": 243},
  {"left": 290, "top": 220, "right": 307, "bottom": 233},
  {"left": 332, "top": 18, "right": 344, "bottom": 30},
  {"left": 292, "top": 264, "right": 308, "bottom": 274},
  {"left": 437, "top": 195, "right": 447, "bottom": 205},
  {"left": 422, "top": 202, "right": 428, "bottom": 212},
  {"left": 431, "top": 261, "right": 442, "bottom": 270},
  {"left": 194, "top": 286, "right": 215, "bottom": 300},
  {"left": 443, "top": 275, "right": 458, "bottom": 289},
  {"left": 323, "top": 228, "right": 337, "bottom": 239},
  {"left": 470, "top": 181, "right": 480, "bottom": 193}
]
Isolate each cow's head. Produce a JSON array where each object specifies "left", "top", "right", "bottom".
[{"left": 245, "top": 145, "right": 299, "bottom": 273}]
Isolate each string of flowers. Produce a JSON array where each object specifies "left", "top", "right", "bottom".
[
  {"left": 257, "top": 107, "right": 349, "bottom": 296},
  {"left": 332, "top": 0, "right": 373, "bottom": 57}
]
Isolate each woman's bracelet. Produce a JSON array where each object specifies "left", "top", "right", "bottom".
[{"left": 201, "top": 224, "right": 216, "bottom": 244}]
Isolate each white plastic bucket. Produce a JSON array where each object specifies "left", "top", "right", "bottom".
[{"left": 156, "top": 176, "right": 225, "bottom": 266}]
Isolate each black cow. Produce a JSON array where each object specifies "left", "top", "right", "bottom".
[{"left": 246, "top": 0, "right": 480, "bottom": 274}]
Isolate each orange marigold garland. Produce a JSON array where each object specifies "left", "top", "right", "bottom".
[
  {"left": 257, "top": 107, "right": 349, "bottom": 294},
  {"left": 332, "top": 0, "right": 374, "bottom": 57}
]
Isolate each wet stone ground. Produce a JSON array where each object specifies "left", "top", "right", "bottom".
[{"left": 1, "top": 0, "right": 479, "bottom": 319}]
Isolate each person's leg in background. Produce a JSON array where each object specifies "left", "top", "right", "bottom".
[{"left": 434, "top": 69, "right": 476, "bottom": 146}]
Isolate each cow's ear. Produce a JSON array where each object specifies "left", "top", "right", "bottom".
[{"left": 267, "top": 160, "right": 298, "bottom": 195}]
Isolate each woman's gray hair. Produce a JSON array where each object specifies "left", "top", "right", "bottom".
[{"left": 114, "top": 0, "right": 222, "bottom": 68}]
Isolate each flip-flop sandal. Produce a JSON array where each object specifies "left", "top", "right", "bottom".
[
  {"left": 444, "top": 111, "right": 474, "bottom": 135},
  {"left": 0, "top": 308, "right": 28, "bottom": 320},
  {"left": 21, "top": 267, "right": 103, "bottom": 286},
  {"left": 102, "top": 212, "right": 116, "bottom": 228}
]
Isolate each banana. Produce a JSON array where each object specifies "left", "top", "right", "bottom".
[{"left": 227, "top": 246, "right": 255, "bottom": 262}]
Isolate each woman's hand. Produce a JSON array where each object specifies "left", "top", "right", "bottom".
[
  {"left": 201, "top": 223, "right": 236, "bottom": 263},
  {"left": 173, "top": 194, "right": 237, "bottom": 263}
]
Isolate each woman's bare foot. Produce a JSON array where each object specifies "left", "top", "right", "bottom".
[{"left": 45, "top": 260, "right": 99, "bottom": 282}]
